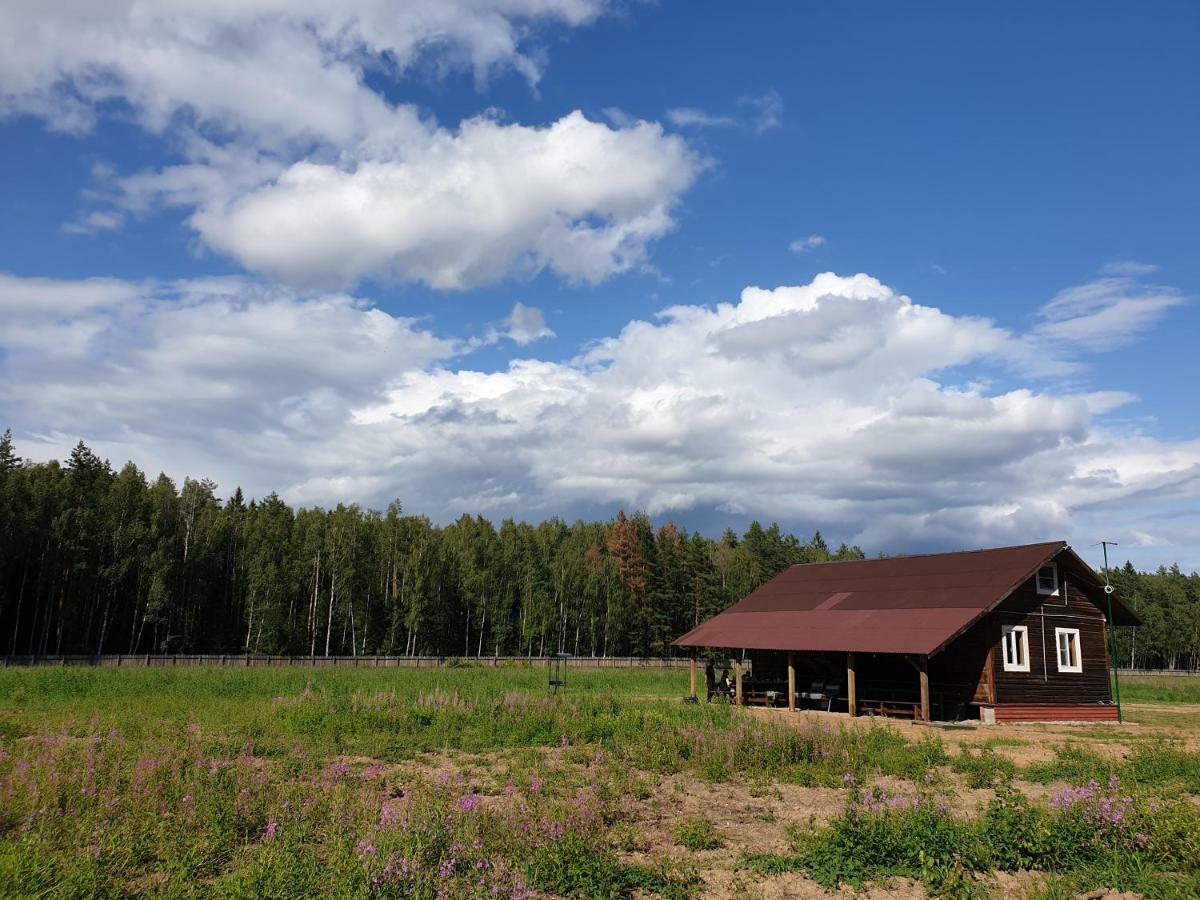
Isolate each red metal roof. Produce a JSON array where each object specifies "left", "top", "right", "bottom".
[{"left": 673, "top": 541, "right": 1137, "bottom": 657}]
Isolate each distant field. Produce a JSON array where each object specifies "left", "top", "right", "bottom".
[
  {"left": 1119, "top": 672, "right": 1200, "bottom": 704},
  {"left": 2, "top": 666, "right": 1199, "bottom": 898}
]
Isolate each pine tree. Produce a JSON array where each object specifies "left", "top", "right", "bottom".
[{"left": 0, "top": 429, "right": 20, "bottom": 473}]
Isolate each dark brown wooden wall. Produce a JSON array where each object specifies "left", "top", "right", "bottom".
[
  {"left": 989, "top": 576, "right": 1112, "bottom": 704},
  {"left": 929, "top": 616, "right": 995, "bottom": 707},
  {"left": 932, "top": 573, "right": 1114, "bottom": 708}
]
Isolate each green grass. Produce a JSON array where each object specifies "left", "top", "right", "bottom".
[
  {"left": 671, "top": 818, "right": 724, "bottom": 852},
  {"left": 0, "top": 666, "right": 946, "bottom": 898},
  {"left": 1022, "top": 740, "right": 1200, "bottom": 794},
  {"left": 2, "top": 665, "right": 1199, "bottom": 898},
  {"left": 950, "top": 745, "right": 1017, "bottom": 789},
  {"left": 1119, "top": 673, "right": 1200, "bottom": 705},
  {"left": 746, "top": 782, "right": 1200, "bottom": 898},
  {"left": 0, "top": 666, "right": 949, "bottom": 786}
]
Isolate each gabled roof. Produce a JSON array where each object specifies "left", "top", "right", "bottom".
[{"left": 673, "top": 541, "right": 1139, "bottom": 657}]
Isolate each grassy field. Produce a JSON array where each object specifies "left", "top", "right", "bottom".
[
  {"left": 1, "top": 666, "right": 1199, "bottom": 899},
  {"left": 1119, "top": 673, "right": 1200, "bottom": 705}
]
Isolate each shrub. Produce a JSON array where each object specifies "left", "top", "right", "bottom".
[
  {"left": 950, "top": 746, "right": 1016, "bottom": 789},
  {"left": 1023, "top": 742, "right": 1113, "bottom": 785},
  {"left": 672, "top": 817, "right": 724, "bottom": 851},
  {"left": 772, "top": 776, "right": 1198, "bottom": 897},
  {"left": 788, "top": 784, "right": 986, "bottom": 890}
]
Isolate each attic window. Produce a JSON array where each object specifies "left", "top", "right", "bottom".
[{"left": 1036, "top": 563, "right": 1059, "bottom": 596}]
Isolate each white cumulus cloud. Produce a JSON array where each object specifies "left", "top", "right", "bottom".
[
  {"left": 0, "top": 1, "right": 705, "bottom": 291},
  {"left": 192, "top": 112, "right": 704, "bottom": 290},
  {"left": 5, "top": 269, "right": 1195, "bottom": 567},
  {"left": 0, "top": 0, "right": 605, "bottom": 144}
]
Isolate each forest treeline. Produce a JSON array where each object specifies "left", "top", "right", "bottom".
[
  {"left": 0, "top": 435, "right": 863, "bottom": 659},
  {"left": 1109, "top": 563, "right": 1200, "bottom": 671},
  {"left": 1, "top": 433, "right": 1197, "bottom": 668}
]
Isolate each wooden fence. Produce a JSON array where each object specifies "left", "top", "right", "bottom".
[{"left": 1, "top": 654, "right": 693, "bottom": 669}]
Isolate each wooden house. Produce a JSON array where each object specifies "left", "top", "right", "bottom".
[{"left": 673, "top": 541, "right": 1139, "bottom": 723}]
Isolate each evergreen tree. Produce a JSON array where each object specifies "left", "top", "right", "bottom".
[{"left": 0, "top": 438, "right": 1189, "bottom": 666}]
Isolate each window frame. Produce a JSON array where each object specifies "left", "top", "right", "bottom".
[
  {"left": 1055, "top": 627, "right": 1083, "bottom": 673},
  {"left": 1001, "top": 624, "right": 1031, "bottom": 673},
  {"left": 1036, "top": 562, "right": 1060, "bottom": 596}
]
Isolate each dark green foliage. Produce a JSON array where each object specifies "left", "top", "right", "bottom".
[
  {"left": 787, "top": 795, "right": 988, "bottom": 891},
  {"left": 754, "top": 778, "right": 1200, "bottom": 897},
  {"left": 0, "top": 436, "right": 861, "bottom": 659},
  {"left": 530, "top": 836, "right": 700, "bottom": 898},
  {"left": 1108, "top": 560, "right": 1200, "bottom": 671}
]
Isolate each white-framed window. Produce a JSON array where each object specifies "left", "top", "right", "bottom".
[
  {"left": 1056, "top": 628, "right": 1083, "bottom": 673},
  {"left": 1001, "top": 624, "right": 1030, "bottom": 672},
  {"left": 1036, "top": 563, "right": 1059, "bottom": 596}
]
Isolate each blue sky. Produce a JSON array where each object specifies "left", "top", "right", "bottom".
[{"left": 1, "top": 1, "right": 1198, "bottom": 570}]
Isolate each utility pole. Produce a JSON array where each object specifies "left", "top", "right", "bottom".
[{"left": 1100, "top": 541, "right": 1122, "bottom": 723}]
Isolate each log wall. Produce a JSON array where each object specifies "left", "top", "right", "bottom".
[{"left": 989, "top": 575, "right": 1114, "bottom": 705}]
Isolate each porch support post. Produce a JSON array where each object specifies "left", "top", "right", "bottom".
[
  {"left": 847, "top": 652, "right": 857, "bottom": 717},
  {"left": 787, "top": 652, "right": 796, "bottom": 712},
  {"left": 734, "top": 660, "right": 744, "bottom": 706},
  {"left": 919, "top": 656, "right": 931, "bottom": 723},
  {"left": 689, "top": 655, "right": 697, "bottom": 700}
]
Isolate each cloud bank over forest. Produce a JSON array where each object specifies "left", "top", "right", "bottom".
[{"left": 2, "top": 269, "right": 1195, "bottom": 564}]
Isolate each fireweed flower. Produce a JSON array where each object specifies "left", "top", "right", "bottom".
[
  {"left": 379, "top": 802, "right": 400, "bottom": 827},
  {"left": 457, "top": 794, "right": 480, "bottom": 813},
  {"left": 263, "top": 821, "right": 278, "bottom": 841}
]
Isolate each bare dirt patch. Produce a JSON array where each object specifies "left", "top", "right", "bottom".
[
  {"left": 694, "top": 868, "right": 930, "bottom": 899},
  {"left": 744, "top": 704, "right": 1200, "bottom": 765}
]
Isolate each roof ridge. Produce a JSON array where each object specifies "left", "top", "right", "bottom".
[{"left": 787, "top": 540, "right": 1066, "bottom": 569}]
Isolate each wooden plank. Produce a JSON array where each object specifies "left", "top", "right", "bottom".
[
  {"left": 787, "top": 652, "right": 796, "bottom": 712},
  {"left": 847, "top": 653, "right": 857, "bottom": 717},
  {"left": 995, "top": 704, "right": 1119, "bottom": 723},
  {"left": 689, "top": 656, "right": 697, "bottom": 700},
  {"left": 919, "top": 658, "right": 930, "bottom": 722}
]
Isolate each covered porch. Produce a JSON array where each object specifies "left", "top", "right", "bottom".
[{"left": 687, "top": 649, "right": 979, "bottom": 722}]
